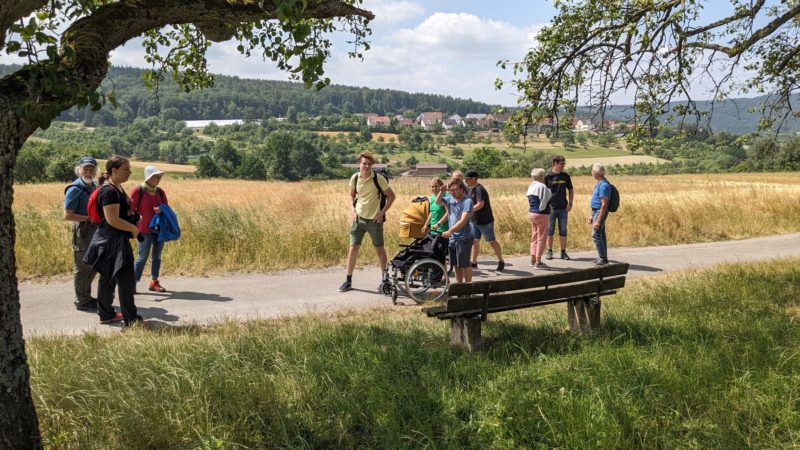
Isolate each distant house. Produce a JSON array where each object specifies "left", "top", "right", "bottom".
[
  {"left": 416, "top": 112, "right": 444, "bottom": 130},
  {"left": 395, "top": 117, "right": 414, "bottom": 128},
  {"left": 413, "top": 163, "right": 449, "bottom": 177},
  {"left": 367, "top": 116, "right": 391, "bottom": 127},
  {"left": 462, "top": 117, "right": 481, "bottom": 127},
  {"left": 442, "top": 118, "right": 460, "bottom": 130},
  {"left": 465, "top": 113, "right": 487, "bottom": 120},
  {"left": 488, "top": 113, "right": 511, "bottom": 124},
  {"left": 574, "top": 119, "right": 593, "bottom": 132}
]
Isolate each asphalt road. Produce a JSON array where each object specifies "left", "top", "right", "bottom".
[{"left": 19, "top": 233, "right": 800, "bottom": 336}]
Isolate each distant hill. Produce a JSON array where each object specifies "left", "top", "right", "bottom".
[
  {"left": 582, "top": 95, "right": 800, "bottom": 134},
  {"left": 2, "top": 64, "right": 798, "bottom": 133},
  {"left": 0, "top": 64, "right": 494, "bottom": 124}
]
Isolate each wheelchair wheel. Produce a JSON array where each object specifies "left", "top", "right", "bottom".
[{"left": 404, "top": 258, "right": 449, "bottom": 304}]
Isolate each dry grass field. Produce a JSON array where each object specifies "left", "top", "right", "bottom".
[{"left": 12, "top": 172, "right": 800, "bottom": 280}]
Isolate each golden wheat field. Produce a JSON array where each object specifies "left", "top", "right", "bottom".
[{"left": 12, "top": 172, "right": 800, "bottom": 280}]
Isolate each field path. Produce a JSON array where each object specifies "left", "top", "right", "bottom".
[{"left": 19, "top": 233, "right": 800, "bottom": 336}]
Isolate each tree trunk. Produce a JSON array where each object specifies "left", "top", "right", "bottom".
[{"left": 0, "top": 108, "right": 41, "bottom": 449}]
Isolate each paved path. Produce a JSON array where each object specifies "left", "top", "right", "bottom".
[{"left": 19, "top": 233, "right": 800, "bottom": 336}]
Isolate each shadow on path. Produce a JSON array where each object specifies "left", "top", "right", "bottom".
[{"left": 142, "top": 291, "right": 233, "bottom": 303}]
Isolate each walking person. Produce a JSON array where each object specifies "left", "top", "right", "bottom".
[
  {"left": 526, "top": 168, "right": 552, "bottom": 268},
  {"left": 544, "top": 155, "right": 574, "bottom": 260},
  {"left": 83, "top": 155, "right": 143, "bottom": 326},
  {"left": 339, "top": 151, "right": 396, "bottom": 292},
  {"left": 131, "top": 165, "right": 169, "bottom": 293},
  {"left": 464, "top": 170, "right": 505, "bottom": 271},
  {"left": 63, "top": 156, "right": 100, "bottom": 312},
  {"left": 422, "top": 177, "right": 449, "bottom": 236},
  {"left": 589, "top": 163, "right": 611, "bottom": 265},
  {"left": 436, "top": 180, "right": 474, "bottom": 283}
]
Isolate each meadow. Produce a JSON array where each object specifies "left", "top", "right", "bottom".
[
  {"left": 29, "top": 259, "right": 800, "bottom": 448},
  {"left": 13, "top": 172, "right": 800, "bottom": 280}
]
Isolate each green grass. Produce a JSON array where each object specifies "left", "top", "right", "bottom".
[{"left": 29, "top": 259, "right": 800, "bottom": 448}]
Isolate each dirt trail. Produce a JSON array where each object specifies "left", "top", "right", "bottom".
[{"left": 19, "top": 233, "right": 800, "bottom": 336}]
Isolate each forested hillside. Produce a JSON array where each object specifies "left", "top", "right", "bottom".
[{"left": 0, "top": 65, "right": 493, "bottom": 124}]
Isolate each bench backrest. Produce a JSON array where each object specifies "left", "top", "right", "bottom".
[{"left": 434, "top": 263, "right": 629, "bottom": 318}]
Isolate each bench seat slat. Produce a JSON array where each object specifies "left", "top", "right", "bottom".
[
  {"left": 447, "top": 263, "right": 629, "bottom": 296},
  {"left": 433, "top": 290, "right": 617, "bottom": 320},
  {"left": 442, "top": 275, "right": 626, "bottom": 316}
]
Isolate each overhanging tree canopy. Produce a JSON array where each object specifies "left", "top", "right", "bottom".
[
  {"left": 501, "top": 0, "right": 800, "bottom": 137},
  {"left": 0, "top": 1, "right": 373, "bottom": 447}
]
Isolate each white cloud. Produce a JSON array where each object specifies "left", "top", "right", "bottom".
[{"left": 363, "top": 0, "right": 425, "bottom": 25}]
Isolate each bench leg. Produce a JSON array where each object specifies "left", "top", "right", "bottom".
[
  {"left": 450, "top": 317, "right": 482, "bottom": 352},
  {"left": 568, "top": 297, "right": 601, "bottom": 334}
]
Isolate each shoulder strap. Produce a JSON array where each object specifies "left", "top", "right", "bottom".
[{"left": 372, "top": 172, "right": 384, "bottom": 198}]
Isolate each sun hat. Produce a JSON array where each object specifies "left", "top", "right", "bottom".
[
  {"left": 144, "top": 165, "right": 165, "bottom": 182},
  {"left": 78, "top": 156, "right": 97, "bottom": 167}
]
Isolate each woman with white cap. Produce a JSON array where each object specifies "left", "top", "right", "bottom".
[{"left": 130, "top": 165, "right": 169, "bottom": 292}]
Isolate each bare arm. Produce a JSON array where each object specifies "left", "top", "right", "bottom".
[
  {"left": 443, "top": 210, "right": 471, "bottom": 238},
  {"left": 102, "top": 203, "right": 139, "bottom": 237},
  {"left": 374, "top": 187, "right": 396, "bottom": 224},
  {"left": 63, "top": 209, "right": 89, "bottom": 222},
  {"left": 567, "top": 188, "right": 574, "bottom": 212}
]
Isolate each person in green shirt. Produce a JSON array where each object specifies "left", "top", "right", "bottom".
[{"left": 422, "top": 177, "right": 449, "bottom": 235}]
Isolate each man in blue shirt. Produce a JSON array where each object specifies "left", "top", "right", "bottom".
[
  {"left": 436, "top": 180, "right": 474, "bottom": 283},
  {"left": 588, "top": 163, "right": 611, "bottom": 265},
  {"left": 63, "top": 156, "right": 100, "bottom": 311}
]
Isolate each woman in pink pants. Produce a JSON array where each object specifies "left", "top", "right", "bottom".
[{"left": 526, "top": 168, "right": 552, "bottom": 268}]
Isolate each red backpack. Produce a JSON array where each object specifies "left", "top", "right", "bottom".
[{"left": 86, "top": 187, "right": 103, "bottom": 225}]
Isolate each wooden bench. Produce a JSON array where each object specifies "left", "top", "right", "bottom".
[{"left": 423, "top": 263, "right": 630, "bottom": 352}]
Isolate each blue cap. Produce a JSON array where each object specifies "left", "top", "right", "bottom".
[{"left": 79, "top": 156, "right": 97, "bottom": 167}]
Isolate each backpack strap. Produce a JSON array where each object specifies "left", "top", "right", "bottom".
[
  {"left": 135, "top": 185, "right": 165, "bottom": 212},
  {"left": 64, "top": 183, "right": 93, "bottom": 196}
]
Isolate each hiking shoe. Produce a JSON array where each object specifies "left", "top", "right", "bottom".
[
  {"left": 148, "top": 280, "right": 166, "bottom": 292},
  {"left": 100, "top": 312, "right": 123, "bottom": 324},
  {"left": 534, "top": 262, "right": 548, "bottom": 269},
  {"left": 593, "top": 258, "right": 609, "bottom": 266},
  {"left": 496, "top": 261, "right": 505, "bottom": 271},
  {"left": 529, "top": 259, "right": 536, "bottom": 267},
  {"left": 545, "top": 249, "right": 553, "bottom": 260},
  {"left": 338, "top": 280, "right": 352, "bottom": 292},
  {"left": 75, "top": 299, "right": 98, "bottom": 312},
  {"left": 561, "top": 251, "right": 571, "bottom": 260}
]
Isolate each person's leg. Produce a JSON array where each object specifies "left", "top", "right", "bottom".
[
  {"left": 470, "top": 223, "right": 481, "bottom": 265},
  {"left": 366, "top": 221, "right": 387, "bottom": 272},
  {"left": 115, "top": 242, "right": 139, "bottom": 325},
  {"left": 150, "top": 237, "right": 165, "bottom": 280},
  {"left": 546, "top": 212, "right": 557, "bottom": 255},
  {"left": 345, "top": 245, "right": 361, "bottom": 275},
  {"left": 457, "top": 238, "right": 474, "bottom": 282},
  {"left": 96, "top": 271, "right": 117, "bottom": 321},
  {"left": 72, "top": 222, "right": 96, "bottom": 306},
  {"left": 591, "top": 211, "right": 608, "bottom": 261},
  {"left": 134, "top": 232, "right": 153, "bottom": 282},
  {"left": 558, "top": 210, "right": 569, "bottom": 253},
  {"left": 534, "top": 214, "right": 548, "bottom": 263},
  {"left": 529, "top": 213, "right": 537, "bottom": 263},
  {"left": 450, "top": 241, "right": 463, "bottom": 283},
  {"left": 481, "top": 223, "right": 503, "bottom": 264}
]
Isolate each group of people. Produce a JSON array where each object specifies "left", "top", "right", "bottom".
[
  {"left": 64, "top": 155, "right": 173, "bottom": 326},
  {"left": 338, "top": 152, "right": 613, "bottom": 291}
]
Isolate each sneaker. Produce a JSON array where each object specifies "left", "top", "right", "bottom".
[
  {"left": 338, "top": 280, "right": 352, "bottom": 292},
  {"left": 561, "top": 251, "right": 571, "bottom": 260},
  {"left": 545, "top": 249, "right": 553, "bottom": 260},
  {"left": 100, "top": 312, "right": 123, "bottom": 324},
  {"left": 496, "top": 261, "right": 505, "bottom": 271},
  {"left": 534, "top": 261, "right": 548, "bottom": 269},
  {"left": 148, "top": 280, "right": 166, "bottom": 293},
  {"left": 529, "top": 259, "right": 536, "bottom": 267},
  {"left": 75, "top": 299, "right": 98, "bottom": 312},
  {"left": 593, "top": 258, "right": 609, "bottom": 266}
]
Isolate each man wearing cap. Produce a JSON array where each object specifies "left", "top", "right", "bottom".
[
  {"left": 63, "top": 156, "right": 100, "bottom": 311},
  {"left": 464, "top": 170, "right": 506, "bottom": 271},
  {"left": 131, "top": 165, "right": 170, "bottom": 292}
]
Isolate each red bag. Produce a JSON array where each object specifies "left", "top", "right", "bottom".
[{"left": 86, "top": 187, "right": 103, "bottom": 225}]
